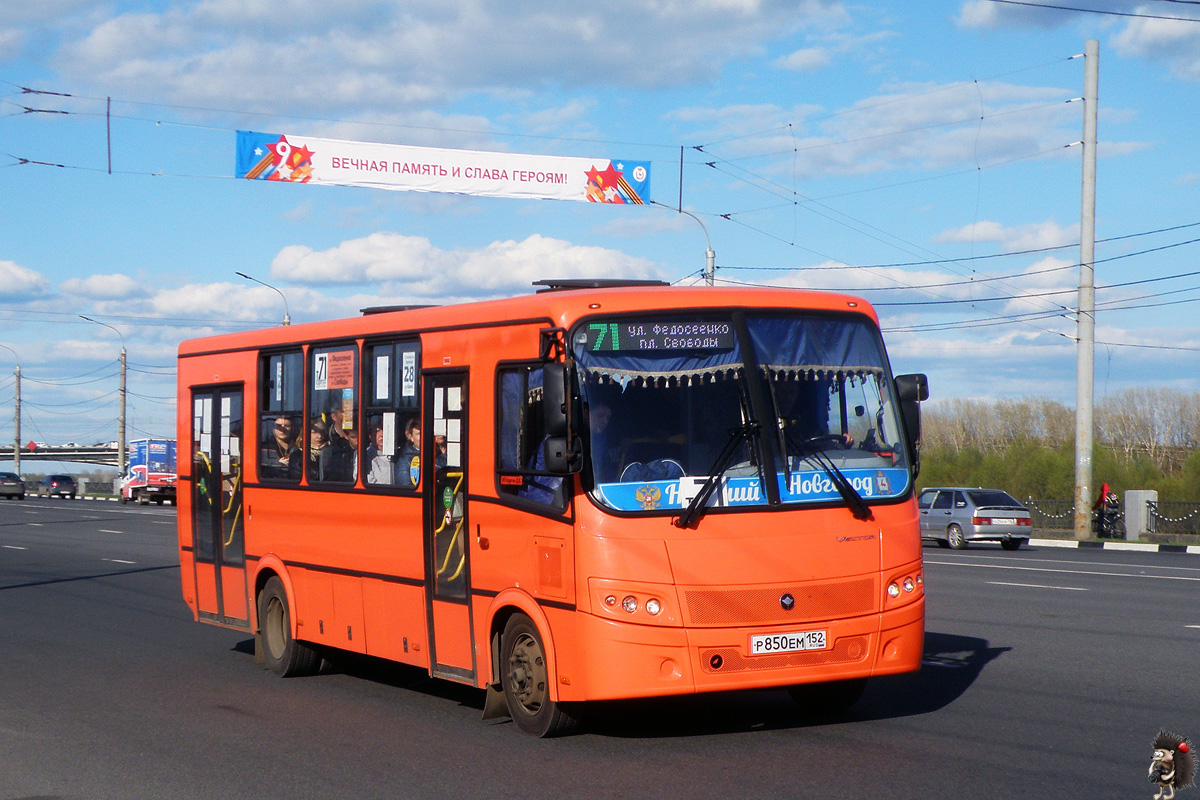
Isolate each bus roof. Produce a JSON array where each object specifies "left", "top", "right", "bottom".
[{"left": 178, "top": 284, "right": 879, "bottom": 357}]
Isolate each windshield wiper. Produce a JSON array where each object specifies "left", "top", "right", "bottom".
[
  {"left": 791, "top": 435, "right": 874, "bottom": 521},
  {"left": 673, "top": 422, "right": 758, "bottom": 530}
]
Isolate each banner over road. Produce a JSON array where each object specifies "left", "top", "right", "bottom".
[{"left": 236, "top": 131, "right": 650, "bottom": 205}]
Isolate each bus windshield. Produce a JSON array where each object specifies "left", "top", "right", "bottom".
[{"left": 572, "top": 312, "right": 911, "bottom": 514}]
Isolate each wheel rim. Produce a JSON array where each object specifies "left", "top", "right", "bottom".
[
  {"left": 948, "top": 526, "right": 964, "bottom": 547},
  {"left": 264, "top": 595, "right": 287, "bottom": 660},
  {"left": 506, "top": 632, "right": 547, "bottom": 716}
]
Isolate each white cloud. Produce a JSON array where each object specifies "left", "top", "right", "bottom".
[
  {"left": 956, "top": 0, "right": 1093, "bottom": 29},
  {"left": 270, "top": 232, "right": 662, "bottom": 298},
  {"left": 934, "top": 219, "right": 1076, "bottom": 252},
  {"left": 1113, "top": 14, "right": 1200, "bottom": 82},
  {"left": 670, "top": 80, "right": 1095, "bottom": 181},
  {"left": 61, "top": 273, "right": 148, "bottom": 299},
  {"left": 48, "top": 1, "right": 848, "bottom": 116},
  {"left": 0, "top": 260, "right": 50, "bottom": 299},
  {"left": 775, "top": 47, "right": 831, "bottom": 72}
]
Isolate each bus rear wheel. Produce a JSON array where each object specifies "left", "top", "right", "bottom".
[
  {"left": 788, "top": 677, "right": 867, "bottom": 715},
  {"left": 258, "top": 576, "right": 320, "bottom": 677},
  {"left": 500, "top": 614, "right": 580, "bottom": 737}
]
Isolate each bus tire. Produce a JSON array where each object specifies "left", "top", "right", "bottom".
[
  {"left": 788, "top": 677, "right": 867, "bottom": 715},
  {"left": 500, "top": 613, "right": 581, "bottom": 737},
  {"left": 258, "top": 576, "right": 320, "bottom": 678}
]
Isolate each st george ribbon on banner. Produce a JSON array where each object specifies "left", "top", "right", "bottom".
[{"left": 235, "top": 131, "right": 650, "bottom": 205}]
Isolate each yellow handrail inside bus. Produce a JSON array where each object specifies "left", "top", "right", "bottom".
[
  {"left": 434, "top": 471, "right": 465, "bottom": 580},
  {"left": 433, "top": 471, "right": 464, "bottom": 534},
  {"left": 222, "top": 461, "right": 242, "bottom": 547},
  {"left": 437, "top": 520, "right": 463, "bottom": 577}
]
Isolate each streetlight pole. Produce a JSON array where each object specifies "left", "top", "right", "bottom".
[
  {"left": 652, "top": 202, "right": 716, "bottom": 285},
  {"left": 0, "top": 345, "right": 19, "bottom": 473},
  {"left": 236, "top": 271, "right": 291, "bottom": 325},
  {"left": 79, "top": 316, "right": 126, "bottom": 474}
]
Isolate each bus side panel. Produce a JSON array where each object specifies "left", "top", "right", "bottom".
[
  {"left": 362, "top": 579, "right": 429, "bottom": 669},
  {"left": 221, "top": 565, "right": 250, "bottom": 622},
  {"left": 179, "top": 549, "right": 199, "bottom": 619},
  {"left": 194, "top": 561, "right": 220, "bottom": 616}
]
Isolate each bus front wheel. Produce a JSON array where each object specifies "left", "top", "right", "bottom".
[
  {"left": 500, "top": 614, "right": 580, "bottom": 737},
  {"left": 258, "top": 577, "right": 320, "bottom": 678}
]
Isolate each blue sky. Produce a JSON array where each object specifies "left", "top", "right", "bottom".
[{"left": 2, "top": 0, "right": 1199, "bottom": 451}]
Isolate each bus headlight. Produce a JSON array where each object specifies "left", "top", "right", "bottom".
[
  {"left": 622, "top": 596, "right": 638, "bottom": 613},
  {"left": 645, "top": 598, "right": 662, "bottom": 616}
]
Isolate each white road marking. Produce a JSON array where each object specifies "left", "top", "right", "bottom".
[
  {"left": 3, "top": 545, "right": 27, "bottom": 550},
  {"left": 103, "top": 558, "right": 136, "bottom": 565},
  {"left": 946, "top": 554, "right": 1200, "bottom": 574},
  {"left": 926, "top": 560, "right": 1200, "bottom": 582},
  {"left": 98, "top": 529, "right": 123, "bottom": 534},
  {"left": 988, "top": 581, "right": 1087, "bottom": 591}
]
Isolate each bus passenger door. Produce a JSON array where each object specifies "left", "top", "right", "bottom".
[
  {"left": 423, "top": 372, "right": 475, "bottom": 682},
  {"left": 190, "top": 386, "right": 250, "bottom": 629}
]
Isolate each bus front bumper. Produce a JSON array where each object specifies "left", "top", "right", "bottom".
[{"left": 563, "top": 598, "right": 924, "bottom": 702}]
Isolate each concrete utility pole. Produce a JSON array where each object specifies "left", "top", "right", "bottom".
[
  {"left": 1074, "top": 39, "right": 1099, "bottom": 540},
  {"left": 13, "top": 365, "right": 19, "bottom": 474},
  {"left": 80, "top": 316, "right": 126, "bottom": 474},
  {"left": 0, "top": 345, "right": 19, "bottom": 473}
]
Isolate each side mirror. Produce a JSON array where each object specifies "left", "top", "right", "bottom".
[
  {"left": 895, "top": 373, "right": 929, "bottom": 402},
  {"left": 542, "top": 363, "right": 581, "bottom": 474},
  {"left": 894, "top": 373, "right": 928, "bottom": 477},
  {"left": 543, "top": 363, "right": 571, "bottom": 437},
  {"left": 543, "top": 436, "right": 582, "bottom": 474}
]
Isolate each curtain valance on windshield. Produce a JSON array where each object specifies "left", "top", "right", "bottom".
[
  {"left": 575, "top": 346, "right": 744, "bottom": 387},
  {"left": 746, "top": 316, "right": 886, "bottom": 376}
]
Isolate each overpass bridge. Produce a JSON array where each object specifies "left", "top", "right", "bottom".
[{"left": 0, "top": 446, "right": 121, "bottom": 468}]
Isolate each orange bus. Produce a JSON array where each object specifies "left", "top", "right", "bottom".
[{"left": 176, "top": 280, "right": 928, "bottom": 736}]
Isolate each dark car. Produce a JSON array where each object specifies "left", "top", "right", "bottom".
[
  {"left": 36, "top": 474, "right": 77, "bottom": 499},
  {"left": 0, "top": 472, "right": 24, "bottom": 500}
]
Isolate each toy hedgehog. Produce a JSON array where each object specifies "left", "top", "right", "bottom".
[{"left": 1149, "top": 730, "right": 1196, "bottom": 800}]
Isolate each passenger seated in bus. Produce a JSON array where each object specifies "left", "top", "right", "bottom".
[
  {"left": 307, "top": 419, "right": 331, "bottom": 482},
  {"left": 322, "top": 405, "right": 355, "bottom": 482},
  {"left": 265, "top": 415, "right": 301, "bottom": 480},
  {"left": 345, "top": 425, "right": 360, "bottom": 482},
  {"left": 365, "top": 424, "right": 393, "bottom": 485},
  {"left": 395, "top": 417, "right": 422, "bottom": 488}
]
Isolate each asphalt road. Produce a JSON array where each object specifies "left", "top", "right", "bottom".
[{"left": 0, "top": 497, "right": 1196, "bottom": 799}]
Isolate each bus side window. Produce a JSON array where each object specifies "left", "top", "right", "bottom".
[
  {"left": 496, "top": 364, "right": 565, "bottom": 510},
  {"left": 309, "top": 345, "right": 359, "bottom": 485},
  {"left": 258, "top": 351, "right": 303, "bottom": 483},
  {"left": 363, "top": 340, "right": 421, "bottom": 490}
]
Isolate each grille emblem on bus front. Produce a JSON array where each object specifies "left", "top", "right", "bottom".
[{"left": 780, "top": 593, "right": 795, "bottom": 611}]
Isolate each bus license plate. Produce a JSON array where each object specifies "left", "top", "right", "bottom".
[{"left": 749, "top": 629, "right": 827, "bottom": 655}]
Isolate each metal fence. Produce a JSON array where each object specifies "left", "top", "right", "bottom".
[
  {"left": 1147, "top": 501, "right": 1200, "bottom": 536},
  {"left": 1026, "top": 497, "right": 1200, "bottom": 537},
  {"left": 1024, "top": 498, "right": 1073, "bottom": 531}
]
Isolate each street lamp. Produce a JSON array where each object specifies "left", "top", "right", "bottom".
[
  {"left": 236, "top": 271, "right": 291, "bottom": 325},
  {"left": 79, "top": 316, "right": 126, "bottom": 474},
  {"left": 652, "top": 201, "right": 716, "bottom": 286},
  {"left": 0, "top": 344, "right": 19, "bottom": 473}
]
